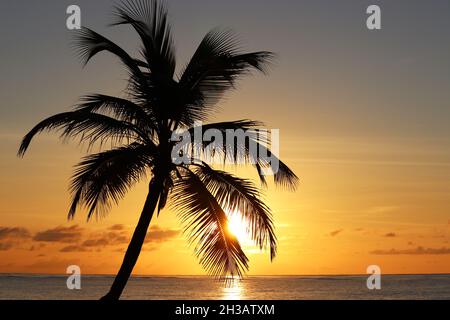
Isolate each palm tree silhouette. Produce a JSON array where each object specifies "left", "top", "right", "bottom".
[{"left": 18, "top": 0, "right": 298, "bottom": 300}]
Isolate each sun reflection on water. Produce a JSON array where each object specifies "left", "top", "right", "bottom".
[{"left": 221, "top": 278, "right": 245, "bottom": 300}]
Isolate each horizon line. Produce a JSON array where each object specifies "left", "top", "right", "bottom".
[{"left": 1, "top": 272, "right": 449, "bottom": 277}]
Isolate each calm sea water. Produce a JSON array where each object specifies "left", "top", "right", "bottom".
[{"left": 0, "top": 274, "right": 449, "bottom": 300}]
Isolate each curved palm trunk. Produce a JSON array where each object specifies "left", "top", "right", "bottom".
[{"left": 100, "top": 177, "right": 162, "bottom": 300}]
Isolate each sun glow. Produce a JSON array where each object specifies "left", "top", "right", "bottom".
[{"left": 226, "top": 211, "right": 250, "bottom": 244}]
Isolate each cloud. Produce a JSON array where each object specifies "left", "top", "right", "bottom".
[
  {"left": 28, "top": 243, "right": 46, "bottom": 251},
  {"left": 77, "top": 225, "right": 178, "bottom": 251},
  {"left": 0, "top": 227, "right": 31, "bottom": 240},
  {"left": 0, "top": 243, "right": 14, "bottom": 251},
  {"left": 60, "top": 245, "right": 89, "bottom": 253},
  {"left": 0, "top": 227, "right": 32, "bottom": 251},
  {"left": 108, "top": 224, "right": 125, "bottom": 231},
  {"left": 0, "top": 224, "right": 178, "bottom": 254},
  {"left": 329, "top": 229, "right": 343, "bottom": 237},
  {"left": 82, "top": 238, "right": 110, "bottom": 247},
  {"left": 141, "top": 246, "right": 158, "bottom": 252},
  {"left": 82, "top": 230, "right": 129, "bottom": 248},
  {"left": 384, "top": 232, "right": 396, "bottom": 237},
  {"left": 370, "top": 246, "right": 450, "bottom": 255},
  {"left": 33, "top": 225, "right": 83, "bottom": 243},
  {"left": 144, "top": 226, "right": 180, "bottom": 243}
]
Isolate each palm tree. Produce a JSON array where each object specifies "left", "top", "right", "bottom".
[{"left": 18, "top": 0, "right": 298, "bottom": 300}]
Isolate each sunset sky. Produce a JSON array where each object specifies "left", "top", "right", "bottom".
[{"left": 1, "top": 0, "right": 449, "bottom": 276}]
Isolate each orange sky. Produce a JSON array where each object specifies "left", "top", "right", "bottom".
[
  {"left": 1, "top": 130, "right": 449, "bottom": 276},
  {"left": 1, "top": 0, "right": 450, "bottom": 276}
]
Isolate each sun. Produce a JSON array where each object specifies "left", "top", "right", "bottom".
[{"left": 226, "top": 210, "right": 250, "bottom": 244}]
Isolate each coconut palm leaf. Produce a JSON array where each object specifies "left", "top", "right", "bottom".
[
  {"left": 76, "top": 94, "right": 158, "bottom": 136},
  {"left": 111, "top": 0, "right": 176, "bottom": 77},
  {"left": 184, "top": 120, "right": 299, "bottom": 189},
  {"left": 69, "top": 142, "right": 154, "bottom": 219},
  {"left": 179, "top": 28, "right": 274, "bottom": 116},
  {"left": 192, "top": 162, "right": 277, "bottom": 259},
  {"left": 17, "top": 111, "right": 146, "bottom": 157},
  {"left": 73, "top": 27, "right": 143, "bottom": 79},
  {"left": 171, "top": 167, "right": 249, "bottom": 279}
]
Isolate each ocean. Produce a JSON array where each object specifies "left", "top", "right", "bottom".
[{"left": 0, "top": 274, "right": 449, "bottom": 300}]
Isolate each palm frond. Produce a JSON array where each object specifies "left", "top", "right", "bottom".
[
  {"left": 179, "top": 28, "right": 274, "bottom": 114},
  {"left": 170, "top": 168, "right": 249, "bottom": 279},
  {"left": 188, "top": 119, "right": 264, "bottom": 133},
  {"left": 69, "top": 143, "right": 153, "bottom": 219},
  {"left": 112, "top": 0, "right": 176, "bottom": 77},
  {"left": 73, "top": 27, "right": 144, "bottom": 80},
  {"left": 73, "top": 3, "right": 180, "bottom": 129},
  {"left": 256, "top": 145, "right": 299, "bottom": 190},
  {"left": 76, "top": 94, "right": 157, "bottom": 135},
  {"left": 18, "top": 111, "right": 145, "bottom": 157},
  {"left": 185, "top": 120, "right": 265, "bottom": 159},
  {"left": 183, "top": 120, "right": 299, "bottom": 189},
  {"left": 193, "top": 163, "right": 277, "bottom": 260}
]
